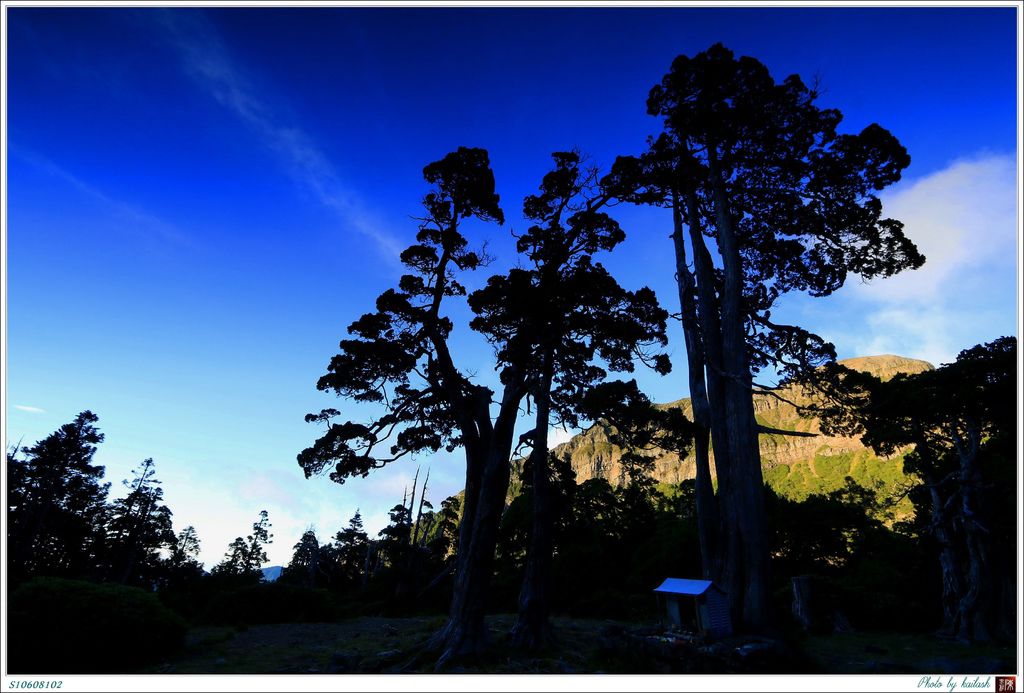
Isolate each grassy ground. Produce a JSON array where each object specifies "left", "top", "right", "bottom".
[
  {"left": 147, "top": 616, "right": 1016, "bottom": 674},
  {"left": 798, "top": 631, "right": 1016, "bottom": 674},
  {"left": 149, "top": 615, "right": 654, "bottom": 674}
]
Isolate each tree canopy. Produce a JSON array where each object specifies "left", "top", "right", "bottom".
[
  {"left": 7, "top": 411, "right": 111, "bottom": 581},
  {"left": 816, "top": 336, "right": 1017, "bottom": 642},
  {"left": 600, "top": 42, "right": 924, "bottom": 629}
]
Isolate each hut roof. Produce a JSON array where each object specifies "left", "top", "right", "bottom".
[{"left": 653, "top": 578, "right": 717, "bottom": 596}]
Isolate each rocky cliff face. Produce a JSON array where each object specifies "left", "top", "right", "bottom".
[{"left": 555, "top": 355, "right": 933, "bottom": 492}]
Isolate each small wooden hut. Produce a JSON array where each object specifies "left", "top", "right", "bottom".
[{"left": 653, "top": 577, "right": 732, "bottom": 638}]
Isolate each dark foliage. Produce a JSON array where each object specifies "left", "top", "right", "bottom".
[
  {"left": 7, "top": 411, "right": 111, "bottom": 583},
  {"left": 764, "top": 483, "right": 938, "bottom": 633},
  {"left": 298, "top": 145, "right": 674, "bottom": 662},
  {"left": 211, "top": 509, "right": 274, "bottom": 579},
  {"left": 105, "top": 458, "right": 176, "bottom": 586},
  {"left": 601, "top": 42, "right": 923, "bottom": 630},
  {"left": 8, "top": 578, "right": 187, "bottom": 673},
  {"left": 813, "top": 337, "right": 1017, "bottom": 642},
  {"left": 494, "top": 465, "right": 700, "bottom": 621}
]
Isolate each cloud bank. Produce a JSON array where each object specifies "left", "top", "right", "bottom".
[{"left": 837, "top": 153, "right": 1018, "bottom": 366}]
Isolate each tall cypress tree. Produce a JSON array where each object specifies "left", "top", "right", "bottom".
[
  {"left": 105, "top": 457, "right": 175, "bottom": 586},
  {"left": 816, "top": 337, "right": 1016, "bottom": 642},
  {"left": 607, "top": 43, "right": 923, "bottom": 629},
  {"left": 7, "top": 411, "right": 111, "bottom": 582},
  {"left": 467, "top": 151, "right": 671, "bottom": 649},
  {"left": 300, "top": 147, "right": 672, "bottom": 663}
]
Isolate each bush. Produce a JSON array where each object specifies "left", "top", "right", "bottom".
[
  {"left": 8, "top": 578, "right": 187, "bottom": 673},
  {"left": 201, "top": 582, "right": 339, "bottom": 625}
]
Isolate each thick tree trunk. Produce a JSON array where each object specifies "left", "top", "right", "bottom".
[
  {"left": 927, "top": 479, "right": 963, "bottom": 637},
  {"left": 707, "top": 148, "right": 770, "bottom": 630},
  {"left": 434, "top": 375, "right": 523, "bottom": 668},
  {"left": 454, "top": 434, "right": 484, "bottom": 594},
  {"left": 434, "top": 389, "right": 491, "bottom": 640},
  {"left": 683, "top": 185, "right": 740, "bottom": 615},
  {"left": 954, "top": 426, "right": 993, "bottom": 643},
  {"left": 512, "top": 353, "right": 556, "bottom": 650},
  {"left": 671, "top": 195, "right": 718, "bottom": 580}
]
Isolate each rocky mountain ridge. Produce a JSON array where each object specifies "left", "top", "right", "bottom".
[{"left": 554, "top": 355, "right": 933, "bottom": 497}]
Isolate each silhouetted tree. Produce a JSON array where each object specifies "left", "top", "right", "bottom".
[
  {"left": 301, "top": 146, "right": 672, "bottom": 660},
  {"left": 299, "top": 147, "right": 675, "bottom": 659},
  {"left": 161, "top": 525, "right": 204, "bottom": 589},
  {"left": 300, "top": 147, "right": 518, "bottom": 664},
  {"left": 212, "top": 510, "right": 273, "bottom": 580},
  {"left": 168, "top": 525, "right": 202, "bottom": 568},
  {"left": 378, "top": 504, "right": 413, "bottom": 567},
  {"left": 7, "top": 411, "right": 111, "bottom": 582},
  {"left": 817, "top": 336, "right": 1016, "bottom": 642},
  {"left": 105, "top": 458, "right": 175, "bottom": 586},
  {"left": 467, "top": 151, "right": 671, "bottom": 649},
  {"left": 605, "top": 43, "right": 923, "bottom": 629},
  {"left": 281, "top": 528, "right": 321, "bottom": 588},
  {"left": 411, "top": 467, "right": 432, "bottom": 547},
  {"left": 213, "top": 537, "right": 252, "bottom": 577},
  {"left": 426, "top": 496, "right": 461, "bottom": 560},
  {"left": 244, "top": 510, "right": 274, "bottom": 574},
  {"left": 320, "top": 510, "right": 370, "bottom": 590}
]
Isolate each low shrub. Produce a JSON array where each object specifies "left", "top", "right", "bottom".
[{"left": 8, "top": 577, "right": 187, "bottom": 673}]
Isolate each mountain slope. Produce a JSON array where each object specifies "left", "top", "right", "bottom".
[{"left": 555, "top": 355, "right": 933, "bottom": 502}]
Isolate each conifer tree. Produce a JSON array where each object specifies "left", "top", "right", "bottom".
[
  {"left": 106, "top": 457, "right": 175, "bottom": 586},
  {"left": 606, "top": 43, "right": 923, "bottom": 628},
  {"left": 7, "top": 411, "right": 111, "bottom": 581},
  {"left": 300, "top": 147, "right": 671, "bottom": 662}
]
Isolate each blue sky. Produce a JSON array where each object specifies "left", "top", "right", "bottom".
[{"left": 4, "top": 6, "right": 1018, "bottom": 568}]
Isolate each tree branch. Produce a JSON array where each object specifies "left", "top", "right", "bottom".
[{"left": 756, "top": 424, "right": 817, "bottom": 438}]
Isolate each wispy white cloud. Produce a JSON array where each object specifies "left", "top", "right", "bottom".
[
  {"left": 837, "top": 153, "right": 1018, "bottom": 365},
  {"left": 855, "top": 154, "right": 1017, "bottom": 304},
  {"left": 12, "top": 147, "right": 191, "bottom": 247},
  {"left": 14, "top": 404, "right": 46, "bottom": 414},
  {"left": 153, "top": 10, "right": 403, "bottom": 262}
]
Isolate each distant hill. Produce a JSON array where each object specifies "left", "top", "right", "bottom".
[
  {"left": 554, "top": 355, "right": 933, "bottom": 507},
  {"left": 261, "top": 566, "right": 283, "bottom": 582}
]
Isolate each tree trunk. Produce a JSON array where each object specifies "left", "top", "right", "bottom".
[
  {"left": 434, "top": 391, "right": 490, "bottom": 646},
  {"left": 361, "top": 540, "right": 373, "bottom": 588},
  {"left": 434, "top": 374, "right": 523, "bottom": 668},
  {"left": 707, "top": 147, "right": 770, "bottom": 630},
  {"left": 683, "top": 184, "right": 740, "bottom": 616},
  {"left": 307, "top": 547, "right": 318, "bottom": 589},
  {"left": 412, "top": 468, "right": 430, "bottom": 547},
  {"left": 954, "top": 425, "right": 993, "bottom": 643},
  {"left": 671, "top": 194, "right": 718, "bottom": 580},
  {"left": 791, "top": 575, "right": 817, "bottom": 632},
  {"left": 512, "top": 352, "right": 556, "bottom": 650},
  {"left": 926, "top": 476, "right": 963, "bottom": 637}
]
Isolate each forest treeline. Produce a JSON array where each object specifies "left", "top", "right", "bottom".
[
  {"left": 5, "top": 41, "right": 1018, "bottom": 673},
  {"left": 295, "top": 41, "right": 1017, "bottom": 664},
  {"left": 4, "top": 330, "right": 1017, "bottom": 672}
]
